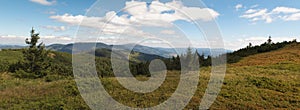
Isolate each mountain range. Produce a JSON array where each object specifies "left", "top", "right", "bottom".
[{"left": 1, "top": 43, "right": 232, "bottom": 58}]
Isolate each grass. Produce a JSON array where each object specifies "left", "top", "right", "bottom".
[
  {"left": 1, "top": 63, "right": 299, "bottom": 109},
  {"left": 0, "top": 50, "right": 23, "bottom": 63},
  {"left": 0, "top": 73, "right": 89, "bottom": 110},
  {"left": 0, "top": 43, "right": 299, "bottom": 109}
]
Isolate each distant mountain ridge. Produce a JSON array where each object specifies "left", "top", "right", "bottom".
[
  {"left": 46, "top": 42, "right": 232, "bottom": 58},
  {"left": 0, "top": 45, "right": 24, "bottom": 49},
  {"left": 0, "top": 42, "right": 232, "bottom": 58}
]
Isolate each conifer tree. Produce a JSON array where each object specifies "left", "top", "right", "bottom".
[{"left": 20, "top": 28, "right": 49, "bottom": 78}]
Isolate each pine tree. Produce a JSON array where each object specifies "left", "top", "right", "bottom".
[
  {"left": 196, "top": 50, "right": 205, "bottom": 66},
  {"left": 19, "top": 28, "right": 49, "bottom": 78},
  {"left": 182, "top": 47, "right": 195, "bottom": 72},
  {"left": 267, "top": 36, "right": 272, "bottom": 45}
]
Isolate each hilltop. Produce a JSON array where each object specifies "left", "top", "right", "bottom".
[{"left": 233, "top": 42, "right": 300, "bottom": 66}]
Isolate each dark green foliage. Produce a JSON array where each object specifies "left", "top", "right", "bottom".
[
  {"left": 47, "top": 52, "right": 73, "bottom": 76},
  {"left": 9, "top": 28, "right": 50, "bottom": 78},
  {"left": 14, "top": 69, "right": 46, "bottom": 79},
  {"left": 94, "top": 48, "right": 112, "bottom": 58},
  {"left": 133, "top": 62, "right": 150, "bottom": 76},
  {"left": 0, "top": 49, "right": 23, "bottom": 72},
  {"left": 95, "top": 57, "right": 114, "bottom": 77},
  {"left": 23, "top": 29, "right": 50, "bottom": 75},
  {"left": 45, "top": 75, "right": 63, "bottom": 82}
]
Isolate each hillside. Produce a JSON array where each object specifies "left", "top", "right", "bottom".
[
  {"left": 209, "top": 43, "right": 300, "bottom": 109},
  {"left": 233, "top": 42, "right": 300, "bottom": 66},
  {"left": 0, "top": 42, "right": 299, "bottom": 109}
]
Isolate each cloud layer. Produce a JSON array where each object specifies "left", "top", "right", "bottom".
[
  {"left": 0, "top": 35, "right": 72, "bottom": 45},
  {"left": 240, "top": 6, "right": 300, "bottom": 23},
  {"left": 50, "top": 1, "right": 219, "bottom": 38},
  {"left": 41, "top": 25, "right": 66, "bottom": 31}
]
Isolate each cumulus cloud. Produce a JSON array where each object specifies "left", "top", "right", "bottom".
[
  {"left": 29, "top": 0, "right": 56, "bottom": 6},
  {"left": 50, "top": 0, "right": 219, "bottom": 39},
  {"left": 41, "top": 25, "right": 67, "bottom": 31},
  {"left": 235, "top": 4, "right": 243, "bottom": 11},
  {"left": 241, "top": 6, "right": 300, "bottom": 23}
]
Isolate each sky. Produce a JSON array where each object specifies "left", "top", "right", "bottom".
[{"left": 0, "top": 0, "right": 299, "bottom": 50}]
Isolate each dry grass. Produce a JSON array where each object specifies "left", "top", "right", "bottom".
[{"left": 233, "top": 43, "right": 300, "bottom": 66}]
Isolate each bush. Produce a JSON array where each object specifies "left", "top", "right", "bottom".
[
  {"left": 13, "top": 69, "right": 48, "bottom": 79},
  {"left": 14, "top": 69, "right": 35, "bottom": 78}
]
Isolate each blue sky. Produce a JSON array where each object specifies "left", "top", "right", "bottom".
[{"left": 0, "top": 0, "right": 299, "bottom": 50}]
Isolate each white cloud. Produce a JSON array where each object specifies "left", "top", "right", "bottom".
[
  {"left": 51, "top": 1, "right": 219, "bottom": 29},
  {"left": 160, "top": 30, "right": 176, "bottom": 35},
  {"left": 50, "top": 14, "right": 84, "bottom": 26},
  {"left": 50, "top": 0, "right": 220, "bottom": 44},
  {"left": 282, "top": 13, "right": 300, "bottom": 21},
  {"left": 29, "top": 0, "right": 56, "bottom": 6},
  {"left": 241, "top": 6, "right": 300, "bottom": 23},
  {"left": 225, "top": 36, "right": 298, "bottom": 50},
  {"left": 241, "top": 9, "right": 268, "bottom": 18},
  {"left": 272, "top": 7, "right": 300, "bottom": 14},
  {"left": 245, "top": 9, "right": 258, "bottom": 14},
  {"left": 122, "top": 0, "right": 219, "bottom": 27},
  {"left": 41, "top": 25, "right": 67, "bottom": 31},
  {"left": 235, "top": 4, "right": 243, "bottom": 11},
  {"left": 0, "top": 35, "right": 72, "bottom": 45}
]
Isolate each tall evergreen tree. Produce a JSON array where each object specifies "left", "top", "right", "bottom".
[{"left": 21, "top": 28, "right": 49, "bottom": 78}]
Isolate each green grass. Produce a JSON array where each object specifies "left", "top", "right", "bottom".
[
  {"left": 0, "top": 50, "right": 23, "bottom": 63},
  {"left": 0, "top": 50, "right": 23, "bottom": 72},
  {"left": 0, "top": 73, "right": 89, "bottom": 110},
  {"left": 0, "top": 43, "right": 299, "bottom": 109},
  {"left": 0, "top": 63, "right": 299, "bottom": 109},
  {"left": 213, "top": 65, "right": 299, "bottom": 109}
]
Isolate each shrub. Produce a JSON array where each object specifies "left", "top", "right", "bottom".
[{"left": 13, "top": 69, "right": 49, "bottom": 79}]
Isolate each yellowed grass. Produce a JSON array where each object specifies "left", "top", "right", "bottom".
[{"left": 233, "top": 43, "right": 300, "bottom": 66}]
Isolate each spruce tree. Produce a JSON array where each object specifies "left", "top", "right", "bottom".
[{"left": 21, "top": 28, "right": 49, "bottom": 78}]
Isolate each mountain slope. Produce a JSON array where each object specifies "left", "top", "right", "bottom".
[
  {"left": 232, "top": 42, "right": 300, "bottom": 66},
  {"left": 0, "top": 42, "right": 299, "bottom": 109},
  {"left": 208, "top": 42, "right": 300, "bottom": 109}
]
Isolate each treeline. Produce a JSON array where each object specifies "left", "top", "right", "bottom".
[{"left": 226, "top": 38, "right": 297, "bottom": 64}]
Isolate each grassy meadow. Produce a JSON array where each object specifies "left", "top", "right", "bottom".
[{"left": 0, "top": 43, "right": 299, "bottom": 109}]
